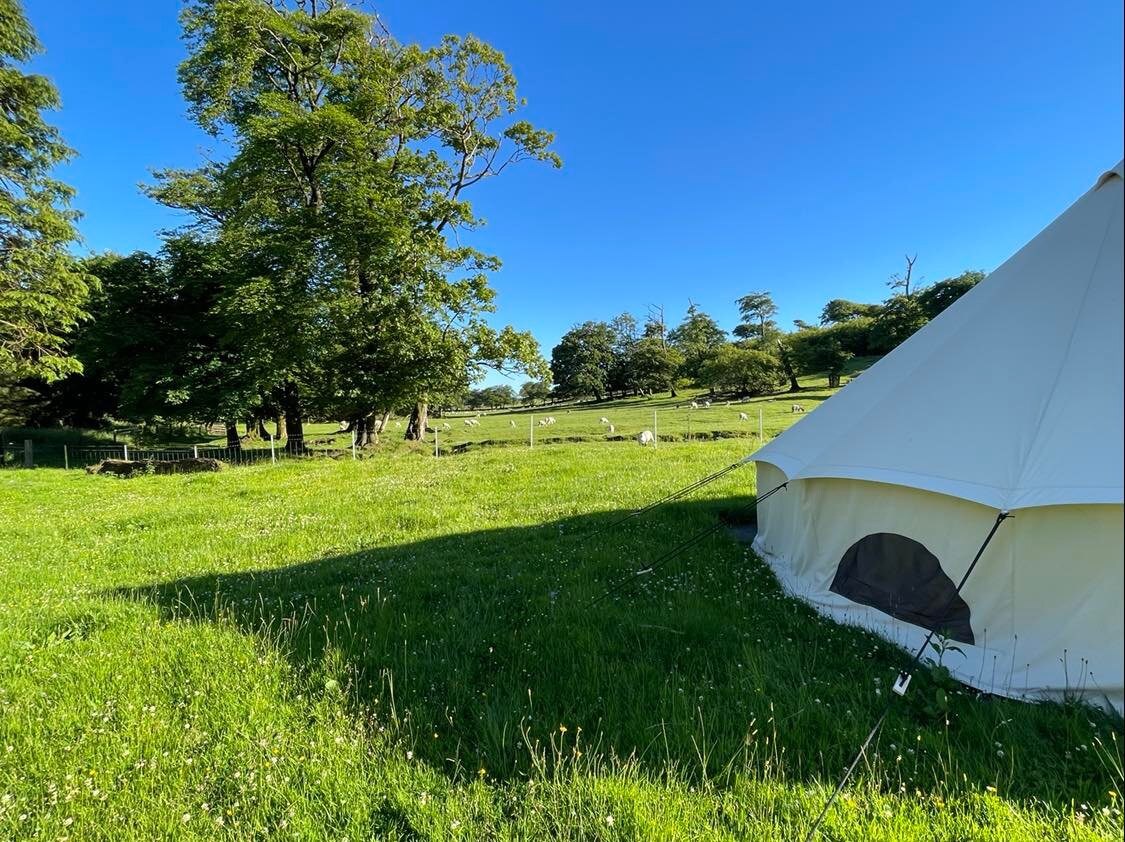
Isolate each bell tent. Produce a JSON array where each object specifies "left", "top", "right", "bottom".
[{"left": 751, "top": 160, "right": 1124, "bottom": 711}]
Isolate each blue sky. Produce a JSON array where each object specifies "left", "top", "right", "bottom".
[{"left": 25, "top": 0, "right": 1124, "bottom": 384}]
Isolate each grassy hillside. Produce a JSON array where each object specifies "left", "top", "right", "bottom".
[{"left": 1, "top": 436, "right": 1121, "bottom": 840}]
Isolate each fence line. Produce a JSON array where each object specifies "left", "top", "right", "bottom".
[{"left": 0, "top": 435, "right": 363, "bottom": 470}]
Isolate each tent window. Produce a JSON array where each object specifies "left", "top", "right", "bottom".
[{"left": 830, "top": 533, "right": 974, "bottom": 644}]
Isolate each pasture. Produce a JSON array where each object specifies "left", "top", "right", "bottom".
[
  {"left": 11, "top": 367, "right": 869, "bottom": 464},
  {"left": 1, "top": 432, "right": 1121, "bottom": 840}
]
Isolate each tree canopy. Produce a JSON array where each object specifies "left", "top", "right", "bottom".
[
  {"left": 0, "top": 0, "right": 91, "bottom": 419},
  {"left": 141, "top": 0, "right": 558, "bottom": 444}
]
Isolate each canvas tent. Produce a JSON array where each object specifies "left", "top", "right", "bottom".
[{"left": 751, "top": 160, "right": 1124, "bottom": 711}]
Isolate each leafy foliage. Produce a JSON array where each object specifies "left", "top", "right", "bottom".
[
  {"left": 733, "top": 291, "right": 779, "bottom": 343},
  {"left": 550, "top": 321, "right": 616, "bottom": 400},
  {"left": 518, "top": 378, "right": 552, "bottom": 405},
  {"left": 0, "top": 0, "right": 91, "bottom": 401},
  {"left": 668, "top": 304, "right": 727, "bottom": 383},
  {"left": 917, "top": 270, "right": 985, "bottom": 319},
  {"left": 820, "top": 298, "right": 883, "bottom": 325},
  {"left": 146, "top": 0, "right": 558, "bottom": 439},
  {"left": 697, "top": 344, "right": 784, "bottom": 396}
]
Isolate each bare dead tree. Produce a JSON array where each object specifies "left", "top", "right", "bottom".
[{"left": 889, "top": 253, "right": 919, "bottom": 297}]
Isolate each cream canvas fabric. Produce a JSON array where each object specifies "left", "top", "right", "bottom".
[{"left": 751, "top": 162, "right": 1125, "bottom": 710}]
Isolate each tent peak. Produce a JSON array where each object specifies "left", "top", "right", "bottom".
[{"left": 1095, "top": 160, "right": 1124, "bottom": 190}]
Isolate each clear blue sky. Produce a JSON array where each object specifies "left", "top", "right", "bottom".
[{"left": 25, "top": 0, "right": 1124, "bottom": 384}]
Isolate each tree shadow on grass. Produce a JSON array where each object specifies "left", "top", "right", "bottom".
[{"left": 110, "top": 499, "right": 1117, "bottom": 805}]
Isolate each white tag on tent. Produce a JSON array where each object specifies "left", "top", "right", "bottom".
[{"left": 892, "top": 672, "right": 912, "bottom": 696}]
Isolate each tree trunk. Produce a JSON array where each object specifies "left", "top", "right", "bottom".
[
  {"left": 404, "top": 401, "right": 428, "bottom": 441},
  {"left": 281, "top": 382, "right": 305, "bottom": 453},
  {"left": 256, "top": 419, "right": 273, "bottom": 440},
  {"left": 776, "top": 341, "right": 801, "bottom": 393},
  {"left": 275, "top": 415, "right": 287, "bottom": 441},
  {"left": 353, "top": 413, "right": 376, "bottom": 448},
  {"left": 224, "top": 421, "right": 241, "bottom": 451}
]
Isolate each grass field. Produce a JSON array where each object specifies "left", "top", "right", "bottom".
[
  {"left": 1, "top": 396, "right": 1122, "bottom": 838},
  {"left": 2, "top": 363, "right": 874, "bottom": 466}
]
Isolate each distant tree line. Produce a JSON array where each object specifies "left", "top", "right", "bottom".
[{"left": 546, "top": 268, "right": 984, "bottom": 401}]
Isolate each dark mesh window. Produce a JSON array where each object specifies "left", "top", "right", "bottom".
[{"left": 829, "top": 533, "right": 974, "bottom": 644}]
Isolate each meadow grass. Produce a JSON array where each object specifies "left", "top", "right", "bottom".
[{"left": 1, "top": 437, "right": 1122, "bottom": 840}]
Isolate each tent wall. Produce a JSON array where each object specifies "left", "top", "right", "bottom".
[{"left": 753, "top": 461, "right": 1124, "bottom": 711}]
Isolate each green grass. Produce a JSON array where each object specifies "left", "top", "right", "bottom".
[{"left": 1, "top": 435, "right": 1122, "bottom": 838}]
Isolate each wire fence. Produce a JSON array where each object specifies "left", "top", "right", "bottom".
[{"left": 0, "top": 436, "right": 360, "bottom": 470}]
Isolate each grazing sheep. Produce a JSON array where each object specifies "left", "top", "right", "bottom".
[
  {"left": 704, "top": 400, "right": 711, "bottom": 407},
  {"left": 599, "top": 417, "right": 610, "bottom": 424},
  {"left": 464, "top": 419, "right": 475, "bottom": 427},
  {"left": 509, "top": 420, "right": 517, "bottom": 427},
  {"left": 442, "top": 422, "right": 451, "bottom": 430},
  {"left": 739, "top": 412, "right": 749, "bottom": 421},
  {"left": 608, "top": 424, "right": 615, "bottom": 433},
  {"left": 791, "top": 404, "right": 805, "bottom": 413},
  {"left": 637, "top": 430, "right": 655, "bottom": 446},
  {"left": 690, "top": 401, "right": 699, "bottom": 409},
  {"left": 538, "top": 419, "right": 548, "bottom": 427},
  {"left": 546, "top": 416, "right": 556, "bottom": 425}
]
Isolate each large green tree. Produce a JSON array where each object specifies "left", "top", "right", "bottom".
[
  {"left": 150, "top": 0, "right": 557, "bottom": 448},
  {"left": 668, "top": 303, "right": 726, "bottom": 384},
  {"left": 697, "top": 344, "right": 783, "bottom": 397},
  {"left": 787, "top": 325, "right": 855, "bottom": 388},
  {"left": 733, "top": 291, "right": 778, "bottom": 343},
  {"left": 626, "top": 336, "right": 682, "bottom": 395},
  {"left": 0, "top": 0, "right": 91, "bottom": 418},
  {"left": 550, "top": 321, "right": 616, "bottom": 401}
]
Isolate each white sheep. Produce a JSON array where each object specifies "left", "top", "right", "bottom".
[
  {"left": 608, "top": 424, "right": 615, "bottom": 433},
  {"left": 509, "top": 420, "right": 517, "bottom": 427},
  {"left": 599, "top": 417, "right": 610, "bottom": 425},
  {"left": 637, "top": 430, "right": 655, "bottom": 446},
  {"left": 690, "top": 401, "right": 699, "bottom": 409},
  {"left": 538, "top": 418, "right": 548, "bottom": 427},
  {"left": 739, "top": 412, "right": 749, "bottom": 421},
  {"left": 791, "top": 404, "right": 805, "bottom": 413},
  {"left": 704, "top": 400, "right": 711, "bottom": 407},
  {"left": 546, "top": 416, "right": 556, "bottom": 425},
  {"left": 464, "top": 419, "right": 475, "bottom": 427},
  {"left": 442, "top": 422, "right": 451, "bottom": 430}
]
